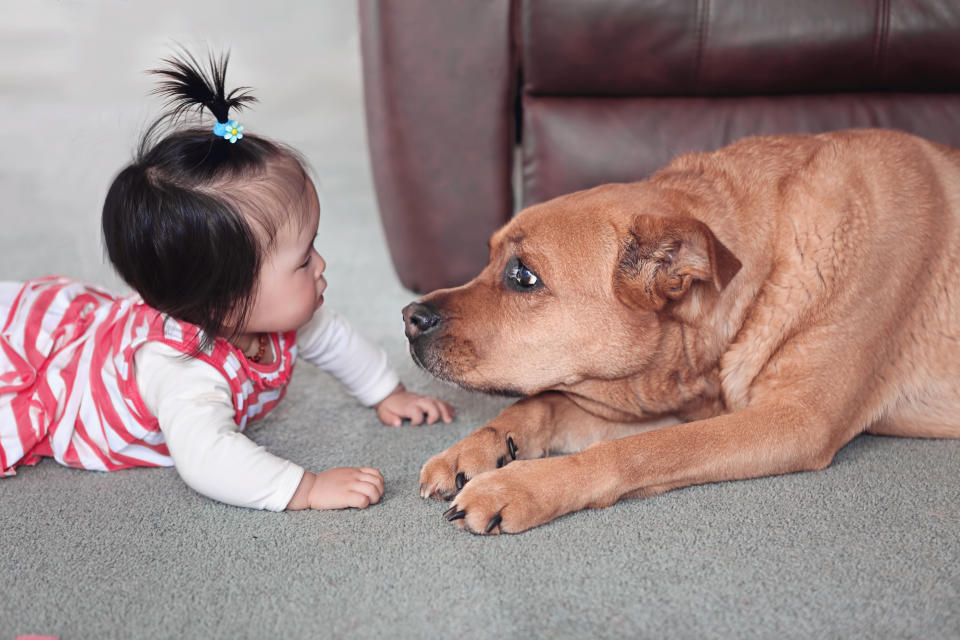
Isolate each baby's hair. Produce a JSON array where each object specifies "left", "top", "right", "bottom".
[
  {"left": 151, "top": 49, "right": 256, "bottom": 127},
  {"left": 102, "top": 49, "right": 311, "bottom": 351}
]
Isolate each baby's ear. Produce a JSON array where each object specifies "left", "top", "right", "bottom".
[{"left": 614, "top": 214, "right": 741, "bottom": 310}]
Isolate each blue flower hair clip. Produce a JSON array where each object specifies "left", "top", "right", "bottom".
[{"left": 213, "top": 120, "right": 244, "bottom": 143}]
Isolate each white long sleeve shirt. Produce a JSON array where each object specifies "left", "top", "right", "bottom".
[{"left": 133, "top": 307, "right": 399, "bottom": 511}]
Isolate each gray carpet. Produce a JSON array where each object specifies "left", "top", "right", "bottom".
[{"left": 1, "top": 3, "right": 958, "bottom": 639}]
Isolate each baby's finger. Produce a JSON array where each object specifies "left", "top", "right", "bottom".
[
  {"left": 343, "top": 490, "right": 373, "bottom": 509},
  {"left": 353, "top": 477, "right": 383, "bottom": 504},
  {"left": 402, "top": 405, "right": 425, "bottom": 426},
  {"left": 438, "top": 401, "right": 455, "bottom": 423},
  {"left": 379, "top": 406, "right": 403, "bottom": 427},
  {"left": 416, "top": 399, "right": 441, "bottom": 425},
  {"left": 357, "top": 467, "right": 385, "bottom": 493}
]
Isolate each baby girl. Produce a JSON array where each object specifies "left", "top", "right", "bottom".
[{"left": 0, "top": 51, "right": 453, "bottom": 512}]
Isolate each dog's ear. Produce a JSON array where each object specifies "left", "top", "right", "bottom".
[{"left": 614, "top": 215, "right": 742, "bottom": 310}]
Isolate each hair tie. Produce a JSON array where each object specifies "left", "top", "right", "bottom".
[{"left": 213, "top": 119, "right": 243, "bottom": 143}]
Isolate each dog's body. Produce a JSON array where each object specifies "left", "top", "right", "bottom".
[{"left": 403, "top": 129, "right": 960, "bottom": 534}]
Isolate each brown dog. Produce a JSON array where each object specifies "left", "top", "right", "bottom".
[{"left": 403, "top": 129, "right": 960, "bottom": 535}]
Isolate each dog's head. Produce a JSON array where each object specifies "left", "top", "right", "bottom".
[{"left": 403, "top": 182, "right": 741, "bottom": 397}]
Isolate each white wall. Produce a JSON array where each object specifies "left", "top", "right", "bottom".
[{"left": 0, "top": 0, "right": 396, "bottom": 323}]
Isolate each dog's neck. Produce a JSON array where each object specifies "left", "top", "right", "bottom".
[{"left": 557, "top": 317, "right": 727, "bottom": 422}]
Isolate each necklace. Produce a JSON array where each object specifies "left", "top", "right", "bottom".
[{"left": 247, "top": 333, "right": 269, "bottom": 363}]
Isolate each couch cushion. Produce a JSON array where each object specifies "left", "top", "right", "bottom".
[
  {"left": 522, "top": 0, "right": 960, "bottom": 96},
  {"left": 522, "top": 92, "right": 960, "bottom": 204}
]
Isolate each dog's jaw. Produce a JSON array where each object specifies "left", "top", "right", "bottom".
[{"left": 408, "top": 335, "right": 526, "bottom": 397}]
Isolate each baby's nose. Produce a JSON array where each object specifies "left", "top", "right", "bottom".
[{"left": 314, "top": 251, "right": 326, "bottom": 276}]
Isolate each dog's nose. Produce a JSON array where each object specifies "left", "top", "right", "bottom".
[{"left": 403, "top": 302, "right": 441, "bottom": 340}]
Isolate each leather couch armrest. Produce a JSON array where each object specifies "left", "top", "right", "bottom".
[{"left": 360, "top": 0, "right": 517, "bottom": 292}]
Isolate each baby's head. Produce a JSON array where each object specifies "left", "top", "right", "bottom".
[{"left": 102, "top": 51, "right": 325, "bottom": 348}]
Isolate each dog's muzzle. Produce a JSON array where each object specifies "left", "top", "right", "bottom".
[{"left": 402, "top": 302, "right": 442, "bottom": 342}]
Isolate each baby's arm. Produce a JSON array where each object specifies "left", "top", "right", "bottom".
[
  {"left": 135, "top": 343, "right": 382, "bottom": 511},
  {"left": 297, "top": 307, "right": 454, "bottom": 425}
]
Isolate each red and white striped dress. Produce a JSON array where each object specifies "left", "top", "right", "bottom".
[{"left": 0, "top": 276, "right": 296, "bottom": 476}]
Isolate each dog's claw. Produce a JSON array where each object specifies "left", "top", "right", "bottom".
[
  {"left": 485, "top": 514, "right": 502, "bottom": 534},
  {"left": 496, "top": 456, "right": 505, "bottom": 468},
  {"left": 507, "top": 437, "right": 517, "bottom": 460},
  {"left": 446, "top": 509, "right": 466, "bottom": 521},
  {"left": 455, "top": 472, "right": 466, "bottom": 490},
  {"left": 442, "top": 506, "right": 457, "bottom": 518}
]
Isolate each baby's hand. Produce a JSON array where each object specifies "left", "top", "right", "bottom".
[
  {"left": 286, "top": 467, "right": 384, "bottom": 510},
  {"left": 376, "top": 383, "right": 455, "bottom": 427}
]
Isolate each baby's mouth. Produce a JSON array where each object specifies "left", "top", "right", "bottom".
[{"left": 316, "top": 280, "right": 326, "bottom": 307}]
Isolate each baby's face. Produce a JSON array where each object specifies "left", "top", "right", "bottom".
[{"left": 242, "top": 178, "right": 326, "bottom": 335}]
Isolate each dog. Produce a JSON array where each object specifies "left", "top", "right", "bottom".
[{"left": 402, "top": 128, "right": 960, "bottom": 535}]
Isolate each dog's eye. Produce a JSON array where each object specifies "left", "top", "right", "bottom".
[{"left": 505, "top": 259, "right": 541, "bottom": 291}]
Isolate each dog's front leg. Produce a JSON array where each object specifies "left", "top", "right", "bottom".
[
  {"left": 446, "top": 401, "right": 855, "bottom": 534},
  {"left": 419, "top": 391, "right": 646, "bottom": 501}
]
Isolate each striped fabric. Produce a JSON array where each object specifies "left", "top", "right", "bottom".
[{"left": 0, "top": 276, "right": 297, "bottom": 476}]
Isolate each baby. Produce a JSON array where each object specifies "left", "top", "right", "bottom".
[{"left": 0, "top": 51, "right": 453, "bottom": 512}]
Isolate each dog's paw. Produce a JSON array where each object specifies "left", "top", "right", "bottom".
[
  {"left": 419, "top": 427, "right": 520, "bottom": 500},
  {"left": 441, "top": 458, "right": 577, "bottom": 535}
]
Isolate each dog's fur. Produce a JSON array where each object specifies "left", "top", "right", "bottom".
[{"left": 403, "top": 129, "right": 960, "bottom": 534}]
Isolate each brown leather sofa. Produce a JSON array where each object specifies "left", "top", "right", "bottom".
[{"left": 360, "top": 0, "right": 960, "bottom": 293}]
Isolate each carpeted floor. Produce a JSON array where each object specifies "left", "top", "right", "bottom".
[{"left": 1, "top": 3, "right": 958, "bottom": 639}]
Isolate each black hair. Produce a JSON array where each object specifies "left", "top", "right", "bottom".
[{"left": 102, "top": 50, "right": 311, "bottom": 351}]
